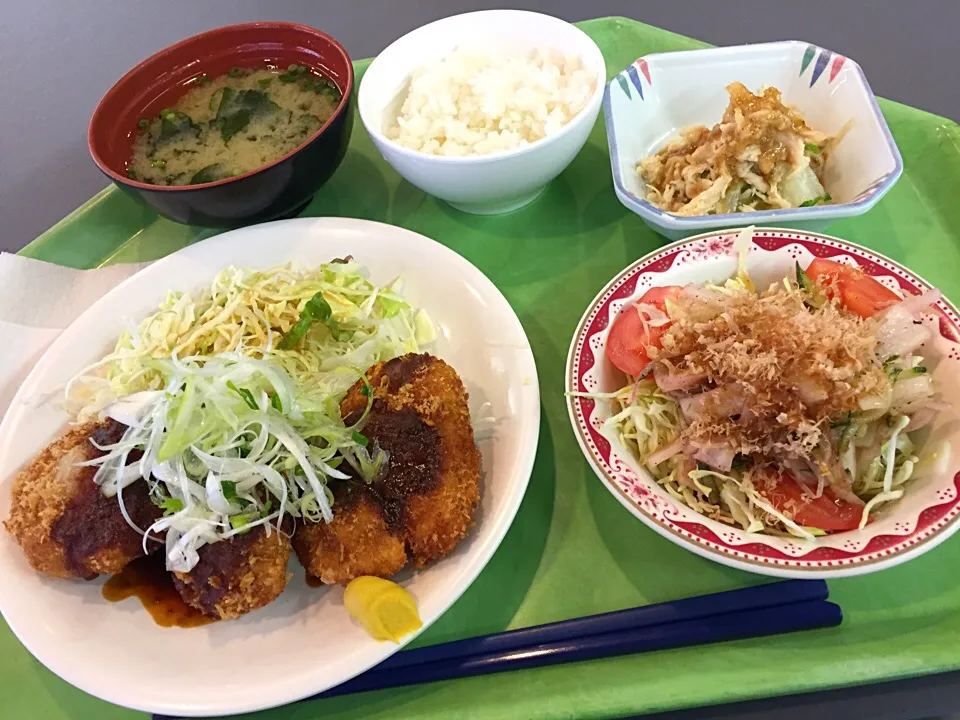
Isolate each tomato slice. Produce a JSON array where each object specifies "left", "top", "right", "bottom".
[
  {"left": 605, "top": 286, "right": 682, "bottom": 376},
  {"left": 759, "top": 472, "right": 863, "bottom": 532},
  {"left": 805, "top": 258, "right": 901, "bottom": 318}
]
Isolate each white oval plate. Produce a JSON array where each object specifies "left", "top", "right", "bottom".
[
  {"left": 0, "top": 218, "right": 540, "bottom": 716},
  {"left": 566, "top": 228, "right": 960, "bottom": 578}
]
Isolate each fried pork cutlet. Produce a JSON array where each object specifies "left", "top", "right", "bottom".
[
  {"left": 293, "top": 353, "right": 481, "bottom": 584},
  {"left": 5, "top": 419, "right": 162, "bottom": 580},
  {"left": 172, "top": 526, "right": 291, "bottom": 620}
]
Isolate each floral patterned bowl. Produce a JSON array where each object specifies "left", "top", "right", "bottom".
[{"left": 566, "top": 228, "right": 960, "bottom": 578}]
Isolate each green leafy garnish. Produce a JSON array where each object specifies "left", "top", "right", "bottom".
[
  {"left": 157, "top": 111, "right": 199, "bottom": 145},
  {"left": 258, "top": 77, "right": 273, "bottom": 87},
  {"left": 221, "top": 480, "right": 239, "bottom": 503},
  {"left": 150, "top": 158, "right": 167, "bottom": 169},
  {"left": 229, "top": 512, "right": 259, "bottom": 532},
  {"left": 278, "top": 64, "right": 309, "bottom": 82},
  {"left": 804, "top": 143, "right": 822, "bottom": 155},
  {"left": 832, "top": 411, "right": 860, "bottom": 453},
  {"left": 796, "top": 262, "right": 827, "bottom": 308},
  {"left": 189, "top": 163, "right": 226, "bottom": 184},
  {"left": 157, "top": 497, "right": 184, "bottom": 515},
  {"left": 838, "top": 422, "right": 857, "bottom": 452},
  {"left": 356, "top": 443, "right": 389, "bottom": 484},
  {"left": 313, "top": 77, "right": 341, "bottom": 101},
  {"left": 277, "top": 291, "right": 351, "bottom": 349},
  {"left": 220, "top": 480, "right": 251, "bottom": 509},
  {"left": 208, "top": 86, "right": 226, "bottom": 113},
  {"left": 292, "top": 114, "right": 323, "bottom": 139},
  {"left": 360, "top": 383, "right": 372, "bottom": 398},
  {"left": 884, "top": 356, "right": 903, "bottom": 380},
  {"left": 226, "top": 380, "right": 259, "bottom": 410},
  {"left": 352, "top": 431, "right": 369, "bottom": 447},
  {"left": 137, "top": 118, "right": 149, "bottom": 129},
  {"left": 215, "top": 88, "right": 279, "bottom": 142},
  {"left": 157, "top": 375, "right": 203, "bottom": 462},
  {"left": 270, "top": 393, "right": 283, "bottom": 412},
  {"left": 799, "top": 193, "right": 832, "bottom": 208}
]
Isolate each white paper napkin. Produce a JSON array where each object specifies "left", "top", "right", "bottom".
[{"left": 0, "top": 253, "right": 151, "bottom": 418}]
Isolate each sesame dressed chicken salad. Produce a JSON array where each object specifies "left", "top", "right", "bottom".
[{"left": 581, "top": 230, "right": 951, "bottom": 538}]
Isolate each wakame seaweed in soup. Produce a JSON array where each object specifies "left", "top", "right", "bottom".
[{"left": 127, "top": 64, "right": 341, "bottom": 186}]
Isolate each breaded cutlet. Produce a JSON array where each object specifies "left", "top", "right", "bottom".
[
  {"left": 5, "top": 419, "right": 162, "bottom": 579},
  {"left": 292, "top": 353, "right": 481, "bottom": 584},
  {"left": 293, "top": 480, "right": 407, "bottom": 585},
  {"left": 172, "top": 525, "right": 291, "bottom": 620}
]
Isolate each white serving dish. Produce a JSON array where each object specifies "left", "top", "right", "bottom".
[
  {"left": 604, "top": 41, "right": 903, "bottom": 241},
  {"left": 0, "top": 218, "right": 540, "bottom": 716},
  {"left": 358, "top": 10, "right": 605, "bottom": 215},
  {"left": 566, "top": 228, "right": 960, "bottom": 578}
]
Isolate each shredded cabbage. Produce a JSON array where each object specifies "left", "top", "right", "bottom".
[
  {"left": 605, "top": 379, "right": 683, "bottom": 459},
  {"left": 66, "top": 262, "right": 434, "bottom": 421},
  {"left": 607, "top": 372, "right": 936, "bottom": 537},
  {"left": 780, "top": 164, "right": 827, "bottom": 207}
]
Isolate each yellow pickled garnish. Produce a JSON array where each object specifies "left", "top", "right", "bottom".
[{"left": 344, "top": 576, "right": 422, "bottom": 643}]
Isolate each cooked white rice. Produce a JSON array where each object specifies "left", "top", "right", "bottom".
[{"left": 385, "top": 46, "right": 595, "bottom": 157}]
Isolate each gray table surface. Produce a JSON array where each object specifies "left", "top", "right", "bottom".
[{"left": 2, "top": 1, "right": 959, "bottom": 718}]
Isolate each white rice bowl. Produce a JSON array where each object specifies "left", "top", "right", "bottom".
[{"left": 385, "top": 46, "right": 596, "bottom": 157}]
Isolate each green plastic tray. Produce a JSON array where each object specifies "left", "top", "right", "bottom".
[{"left": 7, "top": 16, "right": 960, "bottom": 720}]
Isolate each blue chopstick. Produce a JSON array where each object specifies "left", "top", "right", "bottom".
[
  {"left": 313, "top": 599, "right": 841, "bottom": 700},
  {"left": 151, "top": 580, "right": 837, "bottom": 718},
  {"left": 379, "top": 578, "right": 827, "bottom": 671}
]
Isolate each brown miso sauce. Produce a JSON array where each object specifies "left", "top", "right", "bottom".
[
  {"left": 103, "top": 554, "right": 215, "bottom": 628},
  {"left": 305, "top": 572, "right": 324, "bottom": 588}
]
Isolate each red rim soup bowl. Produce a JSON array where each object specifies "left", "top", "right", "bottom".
[{"left": 89, "top": 22, "right": 354, "bottom": 228}]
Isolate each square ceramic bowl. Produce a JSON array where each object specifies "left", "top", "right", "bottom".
[
  {"left": 358, "top": 10, "right": 605, "bottom": 215},
  {"left": 604, "top": 41, "right": 903, "bottom": 241}
]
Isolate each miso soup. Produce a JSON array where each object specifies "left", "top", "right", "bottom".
[{"left": 127, "top": 64, "right": 342, "bottom": 186}]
